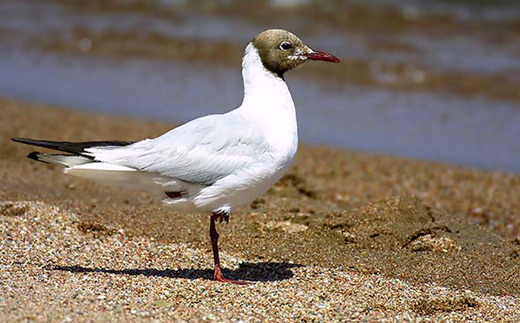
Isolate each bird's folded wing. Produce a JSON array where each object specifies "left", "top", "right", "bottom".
[{"left": 85, "top": 114, "right": 269, "bottom": 185}]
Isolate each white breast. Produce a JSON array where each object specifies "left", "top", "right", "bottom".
[{"left": 191, "top": 43, "right": 299, "bottom": 213}]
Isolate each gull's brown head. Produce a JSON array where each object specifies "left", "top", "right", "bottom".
[{"left": 252, "top": 29, "right": 340, "bottom": 77}]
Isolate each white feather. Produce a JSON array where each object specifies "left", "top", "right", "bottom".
[
  {"left": 36, "top": 154, "right": 91, "bottom": 167},
  {"left": 67, "top": 43, "right": 298, "bottom": 213},
  {"left": 64, "top": 163, "right": 162, "bottom": 193}
]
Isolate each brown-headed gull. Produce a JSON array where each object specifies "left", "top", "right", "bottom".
[{"left": 12, "top": 29, "right": 339, "bottom": 284}]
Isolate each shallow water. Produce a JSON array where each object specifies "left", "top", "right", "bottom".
[{"left": 1, "top": 0, "right": 519, "bottom": 173}]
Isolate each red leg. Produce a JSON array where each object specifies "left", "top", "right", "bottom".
[{"left": 210, "top": 212, "right": 251, "bottom": 285}]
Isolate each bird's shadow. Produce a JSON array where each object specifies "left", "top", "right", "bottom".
[{"left": 51, "top": 262, "right": 303, "bottom": 282}]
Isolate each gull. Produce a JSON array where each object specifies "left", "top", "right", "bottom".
[{"left": 12, "top": 29, "right": 339, "bottom": 284}]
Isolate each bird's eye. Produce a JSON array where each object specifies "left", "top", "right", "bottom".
[{"left": 279, "top": 41, "right": 292, "bottom": 50}]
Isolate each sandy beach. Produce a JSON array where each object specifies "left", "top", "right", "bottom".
[{"left": 2, "top": 97, "right": 520, "bottom": 321}]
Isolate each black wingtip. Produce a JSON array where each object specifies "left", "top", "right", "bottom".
[
  {"left": 27, "top": 151, "right": 43, "bottom": 162},
  {"left": 11, "top": 137, "right": 134, "bottom": 157},
  {"left": 11, "top": 137, "right": 25, "bottom": 143},
  {"left": 12, "top": 137, "right": 39, "bottom": 146},
  {"left": 13, "top": 139, "right": 46, "bottom": 163}
]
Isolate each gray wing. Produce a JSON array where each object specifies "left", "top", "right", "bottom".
[{"left": 86, "top": 114, "right": 269, "bottom": 185}]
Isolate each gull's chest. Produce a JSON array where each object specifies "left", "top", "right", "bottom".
[{"left": 253, "top": 121, "right": 298, "bottom": 187}]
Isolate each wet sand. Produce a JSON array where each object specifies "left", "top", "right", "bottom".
[{"left": 2, "top": 97, "right": 520, "bottom": 321}]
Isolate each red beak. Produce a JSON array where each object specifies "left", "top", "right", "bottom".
[{"left": 304, "top": 50, "right": 340, "bottom": 63}]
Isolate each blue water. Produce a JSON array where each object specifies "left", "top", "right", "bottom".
[{"left": 1, "top": 1, "right": 520, "bottom": 173}]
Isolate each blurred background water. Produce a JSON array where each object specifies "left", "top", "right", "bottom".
[{"left": 1, "top": 0, "right": 519, "bottom": 173}]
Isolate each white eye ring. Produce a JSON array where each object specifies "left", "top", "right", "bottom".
[{"left": 279, "top": 41, "right": 292, "bottom": 50}]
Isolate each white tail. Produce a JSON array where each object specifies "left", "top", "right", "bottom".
[{"left": 29, "top": 152, "right": 92, "bottom": 167}]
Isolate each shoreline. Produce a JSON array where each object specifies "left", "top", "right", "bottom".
[{"left": 2, "top": 97, "right": 520, "bottom": 321}]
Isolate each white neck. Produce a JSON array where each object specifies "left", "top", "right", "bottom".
[
  {"left": 234, "top": 42, "right": 298, "bottom": 154},
  {"left": 239, "top": 43, "right": 295, "bottom": 116}
]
